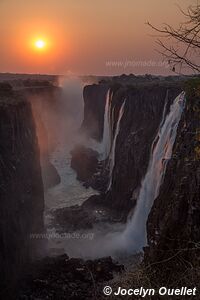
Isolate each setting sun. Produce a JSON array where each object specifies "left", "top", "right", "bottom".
[{"left": 35, "top": 39, "right": 46, "bottom": 49}]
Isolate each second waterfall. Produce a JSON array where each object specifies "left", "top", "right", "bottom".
[{"left": 119, "top": 91, "right": 186, "bottom": 252}]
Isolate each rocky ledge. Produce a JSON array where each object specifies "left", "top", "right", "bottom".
[
  {"left": 53, "top": 194, "right": 122, "bottom": 233},
  {"left": 71, "top": 145, "right": 109, "bottom": 192},
  {"left": 71, "top": 145, "right": 99, "bottom": 182}
]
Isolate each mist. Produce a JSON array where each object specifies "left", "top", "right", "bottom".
[
  {"left": 45, "top": 91, "right": 185, "bottom": 260},
  {"left": 30, "top": 77, "right": 185, "bottom": 262}
]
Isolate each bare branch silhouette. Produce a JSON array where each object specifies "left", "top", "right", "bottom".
[{"left": 147, "top": 2, "right": 200, "bottom": 73}]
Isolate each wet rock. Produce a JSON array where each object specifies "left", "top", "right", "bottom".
[
  {"left": 106, "top": 85, "right": 181, "bottom": 219},
  {"left": 80, "top": 83, "right": 109, "bottom": 141},
  {"left": 83, "top": 160, "right": 110, "bottom": 193},
  {"left": 53, "top": 194, "right": 124, "bottom": 233},
  {"left": 80, "top": 82, "right": 182, "bottom": 220},
  {"left": 54, "top": 205, "right": 94, "bottom": 231},
  {"left": 144, "top": 90, "right": 200, "bottom": 284},
  {"left": 71, "top": 145, "right": 99, "bottom": 182}
]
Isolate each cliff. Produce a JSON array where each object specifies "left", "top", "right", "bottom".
[
  {"left": 75, "top": 77, "right": 200, "bottom": 287},
  {"left": 0, "top": 84, "right": 45, "bottom": 298},
  {"left": 144, "top": 81, "right": 200, "bottom": 285},
  {"left": 106, "top": 85, "right": 181, "bottom": 219},
  {"left": 80, "top": 83, "right": 109, "bottom": 141},
  {"left": 22, "top": 85, "right": 62, "bottom": 189},
  {"left": 79, "top": 82, "right": 182, "bottom": 220}
]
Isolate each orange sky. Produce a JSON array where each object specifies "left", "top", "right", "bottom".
[{"left": 0, "top": 0, "right": 194, "bottom": 75}]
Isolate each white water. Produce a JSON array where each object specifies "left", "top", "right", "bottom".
[
  {"left": 73, "top": 91, "right": 186, "bottom": 259},
  {"left": 43, "top": 83, "right": 186, "bottom": 259},
  {"left": 119, "top": 91, "right": 186, "bottom": 252},
  {"left": 101, "top": 89, "right": 112, "bottom": 159},
  {"left": 160, "top": 91, "right": 168, "bottom": 128},
  {"left": 43, "top": 78, "right": 99, "bottom": 251},
  {"left": 108, "top": 99, "right": 126, "bottom": 190}
]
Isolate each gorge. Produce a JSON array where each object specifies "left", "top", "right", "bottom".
[{"left": 0, "top": 74, "right": 199, "bottom": 299}]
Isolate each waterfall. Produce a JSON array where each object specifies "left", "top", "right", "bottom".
[
  {"left": 102, "top": 89, "right": 112, "bottom": 159},
  {"left": 120, "top": 91, "right": 186, "bottom": 252},
  {"left": 107, "top": 99, "right": 126, "bottom": 190},
  {"left": 57, "top": 91, "right": 186, "bottom": 259}
]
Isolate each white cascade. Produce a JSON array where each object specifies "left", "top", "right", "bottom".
[
  {"left": 120, "top": 91, "right": 186, "bottom": 252},
  {"left": 102, "top": 89, "right": 112, "bottom": 159},
  {"left": 107, "top": 99, "right": 126, "bottom": 190}
]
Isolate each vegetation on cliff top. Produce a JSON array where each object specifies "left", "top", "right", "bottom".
[{"left": 185, "top": 78, "right": 200, "bottom": 98}]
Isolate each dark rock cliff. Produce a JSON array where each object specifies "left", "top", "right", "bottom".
[
  {"left": 0, "top": 85, "right": 45, "bottom": 298},
  {"left": 80, "top": 83, "right": 109, "bottom": 141},
  {"left": 79, "top": 82, "right": 182, "bottom": 220},
  {"left": 74, "top": 77, "right": 200, "bottom": 286},
  {"left": 71, "top": 145, "right": 99, "bottom": 182},
  {"left": 106, "top": 85, "right": 181, "bottom": 219},
  {"left": 144, "top": 85, "right": 200, "bottom": 284},
  {"left": 23, "top": 85, "right": 62, "bottom": 189},
  {"left": 31, "top": 107, "right": 61, "bottom": 189}
]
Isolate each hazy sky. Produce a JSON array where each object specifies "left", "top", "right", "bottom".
[{"left": 0, "top": 0, "right": 193, "bottom": 75}]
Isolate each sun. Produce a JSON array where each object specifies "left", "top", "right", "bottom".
[{"left": 35, "top": 39, "right": 46, "bottom": 49}]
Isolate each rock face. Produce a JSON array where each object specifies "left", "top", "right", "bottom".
[
  {"left": 144, "top": 88, "right": 200, "bottom": 283},
  {"left": 80, "top": 83, "right": 109, "bottom": 141},
  {"left": 80, "top": 82, "right": 182, "bottom": 220},
  {"left": 53, "top": 194, "right": 120, "bottom": 233},
  {"left": 71, "top": 145, "right": 109, "bottom": 193},
  {"left": 0, "top": 85, "right": 45, "bottom": 298},
  {"left": 32, "top": 110, "right": 61, "bottom": 189},
  {"left": 25, "top": 85, "right": 61, "bottom": 189},
  {"left": 71, "top": 145, "right": 99, "bottom": 183},
  {"left": 54, "top": 205, "right": 95, "bottom": 231},
  {"left": 76, "top": 77, "right": 200, "bottom": 284},
  {"left": 105, "top": 85, "right": 181, "bottom": 219}
]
